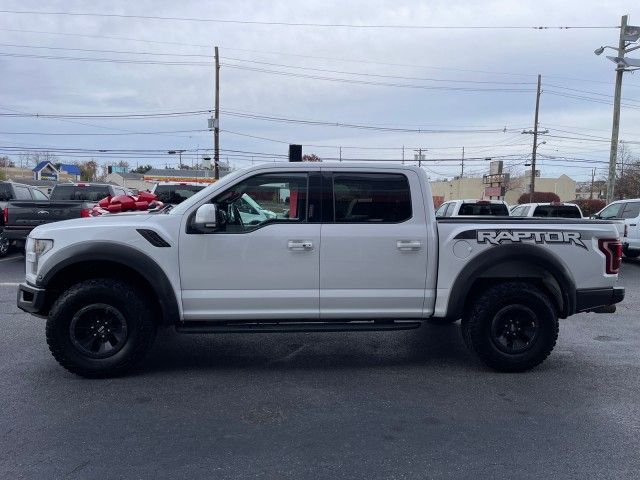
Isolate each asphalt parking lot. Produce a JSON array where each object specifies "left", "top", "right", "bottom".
[{"left": 0, "top": 251, "right": 639, "bottom": 479}]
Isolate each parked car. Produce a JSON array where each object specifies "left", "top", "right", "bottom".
[
  {"left": 2, "top": 183, "right": 126, "bottom": 248},
  {"left": 435, "top": 199, "right": 510, "bottom": 217},
  {"left": 511, "top": 202, "right": 583, "bottom": 219},
  {"left": 17, "top": 163, "right": 624, "bottom": 377},
  {"left": 0, "top": 181, "right": 50, "bottom": 256},
  {"left": 593, "top": 199, "right": 640, "bottom": 258}
]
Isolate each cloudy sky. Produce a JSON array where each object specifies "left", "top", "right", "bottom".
[{"left": 0, "top": 0, "right": 638, "bottom": 181}]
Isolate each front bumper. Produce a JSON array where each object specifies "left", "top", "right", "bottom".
[
  {"left": 3, "top": 227, "right": 31, "bottom": 241},
  {"left": 575, "top": 287, "right": 625, "bottom": 313},
  {"left": 16, "top": 283, "right": 47, "bottom": 316}
]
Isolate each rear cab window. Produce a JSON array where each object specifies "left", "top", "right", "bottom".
[
  {"left": 0, "top": 184, "right": 14, "bottom": 201},
  {"left": 50, "top": 185, "right": 112, "bottom": 202},
  {"left": 458, "top": 202, "right": 508, "bottom": 216},
  {"left": 533, "top": 205, "right": 582, "bottom": 218},
  {"left": 332, "top": 173, "right": 412, "bottom": 223},
  {"left": 154, "top": 184, "right": 205, "bottom": 204}
]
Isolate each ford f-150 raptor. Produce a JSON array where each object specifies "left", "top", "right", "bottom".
[{"left": 16, "top": 163, "right": 625, "bottom": 377}]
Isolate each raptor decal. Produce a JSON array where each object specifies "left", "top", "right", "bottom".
[{"left": 476, "top": 230, "right": 588, "bottom": 250}]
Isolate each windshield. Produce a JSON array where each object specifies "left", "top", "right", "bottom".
[
  {"left": 169, "top": 167, "right": 248, "bottom": 215},
  {"left": 458, "top": 202, "right": 509, "bottom": 216},
  {"left": 0, "top": 183, "right": 12, "bottom": 201},
  {"left": 51, "top": 185, "right": 111, "bottom": 202},
  {"left": 153, "top": 184, "right": 205, "bottom": 205}
]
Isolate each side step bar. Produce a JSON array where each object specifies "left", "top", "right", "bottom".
[{"left": 176, "top": 320, "right": 422, "bottom": 334}]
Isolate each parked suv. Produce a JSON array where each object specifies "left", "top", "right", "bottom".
[
  {"left": 594, "top": 199, "right": 640, "bottom": 258},
  {"left": 511, "top": 202, "right": 583, "bottom": 219},
  {"left": 0, "top": 181, "right": 49, "bottom": 256},
  {"left": 435, "top": 199, "right": 510, "bottom": 217}
]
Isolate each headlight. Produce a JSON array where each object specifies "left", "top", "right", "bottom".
[{"left": 26, "top": 238, "right": 54, "bottom": 276}]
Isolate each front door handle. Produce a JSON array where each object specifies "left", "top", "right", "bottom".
[
  {"left": 396, "top": 240, "right": 422, "bottom": 251},
  {"left": 288, "top": 240, "right": 314, "bottom": 251}
]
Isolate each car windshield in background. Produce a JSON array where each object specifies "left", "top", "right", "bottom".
[
  {"left": 51, "top": 185, "right": 111, "bottom": 202},
  {"left": 458, "top": 202, "right": 508, "bottom": 216},
  {"left": 154, "top": 185, "right": 205, "bottom": 204},
  {"left": 533, "top": 205, "right": 582, "bottom": 218}
]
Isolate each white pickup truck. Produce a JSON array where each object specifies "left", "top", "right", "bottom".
[{"left": 17, "top": 163, "right": 625, "bottom": 377}]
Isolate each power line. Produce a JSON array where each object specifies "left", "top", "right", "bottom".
[{"left": 0, "top": 10, "right": 619, "bottom": 29}]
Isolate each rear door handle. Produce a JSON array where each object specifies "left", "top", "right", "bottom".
[
  {"left": 396, "top": 240, "right": 422, "bottom": 251},
  {"left": 288, "top": 240, "right": 314, "bottom": 251}
]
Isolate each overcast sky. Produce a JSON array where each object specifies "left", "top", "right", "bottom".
[{"left": 0, "top": 0, "right": 639, "bottom": 181}]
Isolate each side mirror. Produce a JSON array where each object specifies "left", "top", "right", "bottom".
[{"left": 194, "top": 203, "right": 219, "bottom": 230}]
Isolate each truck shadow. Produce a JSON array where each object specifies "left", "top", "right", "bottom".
[{"left": 140, "top": 322, "right": 477, "bottom": 374}]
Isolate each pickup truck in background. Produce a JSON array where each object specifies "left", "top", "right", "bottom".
[
  {"left": 2, "top": 183, "right": 128, "bottom": 248},
  {"left": 593, "top": 199, "right": 640, "bottom": 258},
  {"left": 16, "top": 163, "right": 624, "bottom": 377},
  {"left": 1, "top": 181, "right": 50, "bottom": 257},
  {"left": 435, "top": 199, "right": 510, "bottom": 217}
]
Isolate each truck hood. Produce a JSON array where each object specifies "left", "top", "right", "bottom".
[{"left": 29, "top": 211, "right": 155, "bottom": 237}]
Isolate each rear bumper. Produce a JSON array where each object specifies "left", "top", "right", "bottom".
[
  {"left": 575, "top": 287, "right": 625, "bottom": 313},
  {"left": 16, "top": 283, "right": 47, "bottom": 316}
]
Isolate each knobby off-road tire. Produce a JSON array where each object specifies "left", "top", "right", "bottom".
[
  {"left": 461, "top": 282, "right": 559, "bottom": 372},
  {"left": 46, "top": 279, "right": 157, "bottom": 378},
  {"left": 0, "top": 232, "right": 9, "bottom": 257}
]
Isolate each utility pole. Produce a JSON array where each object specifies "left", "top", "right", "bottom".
[
  {"left": 339, "top": 146, "right": 342, "bottom": 162},
  {"left": 414, "top": 148, "right": 425, "bottom": 167},
  {"left": 529, "top": 74, "right": 542, "bottom": 203},
  {"left": 590, "top": 168, "right": 596, "bottom": 200},
  {"left": 402, "top": 145, "right": 405, "bottom": 164},
  {"left": 606, "top": 15, "right": 628, "bottom": 203},
  {"left": 460, "top": 146, "right": 465, "bottom": 178},
  {"left": 214, "top": 46, "right": 220, "bottom": 180}
]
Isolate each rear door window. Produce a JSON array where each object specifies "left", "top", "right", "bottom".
[
  {"left": 332, "top": 173, "right": 412, "bottom": 223},
  {"left": 621, "top": 202, "right": 640, "bottom": 219},
  {"left": 458, "top": 202, "right": 508, "bottom": 216}
]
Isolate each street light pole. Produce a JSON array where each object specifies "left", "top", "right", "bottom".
[{"left": 606, "top": 15, "right": 628, "bottom": 203}]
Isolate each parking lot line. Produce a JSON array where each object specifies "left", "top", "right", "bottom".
[{"left": 0, "top": 256, "right": 22, "bottom": 263}]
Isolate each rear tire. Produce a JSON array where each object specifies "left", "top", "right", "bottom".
[
  {"left": 46, "top": 279, "right": 157, "bottom": 378},
  {"left": 623, "top": 247, "right": 640, "bottom": 259},
  {"left": 461, "top": 282, "right": 558, "bottom": 372},
  {"left": 0, "top": 233, "right": 8, "bottom": 257}
]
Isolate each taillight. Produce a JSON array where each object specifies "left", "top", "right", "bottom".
[
  {"left": 598, "top": 238, "right": 623, "bottom": 275},
  {"left": 3, "top": 207, "right": 7, "bottom": 225},
  {"left": 80, "top": 208, "right": 91, "bottom": 218}
]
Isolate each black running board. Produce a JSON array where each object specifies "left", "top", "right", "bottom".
[{"left": 175, "top": 320, "right": 422, "bottom": 334}]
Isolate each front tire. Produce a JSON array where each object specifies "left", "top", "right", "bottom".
[
  {"left": 461, "top": 282, "right": 558, "bottom": 372},
  {"left": 46, "top": 279, "right": 157, "bottom": 378},
  {"left": 623, "top": 246, "right": 640, "bottom": 259}
]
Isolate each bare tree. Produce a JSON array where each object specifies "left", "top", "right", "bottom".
[{"left": 19, "top": 151, "right": 58, "bottom": 168}]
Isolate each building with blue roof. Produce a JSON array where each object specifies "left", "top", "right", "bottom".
[{"left": 32, "top": 161, "right": 81, "bottom": 181}]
